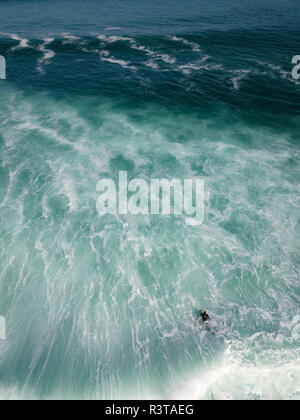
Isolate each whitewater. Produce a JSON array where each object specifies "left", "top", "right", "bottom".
[{"left": 0, "top": 0, "right": 300, "bottom": 400}]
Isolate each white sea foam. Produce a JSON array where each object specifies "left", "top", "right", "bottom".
[
  {"left": 0, "top": 32, "right": 30, "bottom": 50},
  {"left": 8, "top": 34, "right": 31, "bottom": 51},
  {"left": 99, "top": 50, "right": 137, "bottom": 71},
  {"left": 255, "top": 61, "right": 300, "bottom": 85},
  {"left": 97, "top": 34, "right": 132, "bottom": 43},
  {"left": 230, "top": 69, "right": 252, "bottom": 90},
  {"left": 130, "top": 42, "right": 176, "bottom": 66},
  {"left": 171, "top": 348, "right": 300, "bottom": 400},
  {"left": 0, "top": 85, "right": 299, "bottom": 400},
  {"left": 178, "top": 60, "right": 222, "bottom": 76},
  {"left": 144, "top": 60, "right": 159, "bottom": 69},
  {"left": 105, "top": 27, "right": 122, "bottom": 31},
  {"left": 8, "top": 33, "right": 22, "bottom": 41},
  {"left": 62, "top": 33, "right": 79, "bottom": 40},
  {"left": 170, "top": 36, "right": 202, "bottom": 53}
]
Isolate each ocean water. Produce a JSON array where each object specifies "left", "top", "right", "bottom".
[{"left": 0, "top": 0, "right": 300, "bottom": 400}]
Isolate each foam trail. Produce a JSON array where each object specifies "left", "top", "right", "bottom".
[
  {"left": 36, "top": 38, "right": 56, "bottom": 73},
  {"left": 99, "top": 50, "right": 137, "bottom": 71},
  {"left": 62, "top": 33, "right": 79, "bottom": 40},
  {"left": 178, "top": 61, "right": 222, "bottom": 76},
  {"left": 7, "top": 34, "right": 31, "bottom": 51},
  {"left": 0, "top": 1, "right": 299, "bottom": 399},
  {"left": 105, "top": 27, "right": 122, "bottom": 31},
  {"left": 253, "top": 60, "right": 300, "bottom": 85},
  {"left": 130, "top": 42, "right": 176, "bottom": 65},
  {"left": 97, "top": 34, "right": 133, "bottom": 43},
  {"left": 97, "top": 34, "right": 176, "bottom": 66},
  {"left": 231, "top": 70, "right": 252, "bottom": 90}
]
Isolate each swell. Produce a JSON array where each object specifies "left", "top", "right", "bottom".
[{"left": 0, "top": 32, "right": 299, "bottom": 118}]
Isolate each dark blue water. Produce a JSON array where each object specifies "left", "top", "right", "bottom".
[{"left": 0, "top": 0, "right": 300, "bottom": 400}]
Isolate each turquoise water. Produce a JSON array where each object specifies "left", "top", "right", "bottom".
[{"left": 0, "top": 0, "right": 300, "bottom": 400}]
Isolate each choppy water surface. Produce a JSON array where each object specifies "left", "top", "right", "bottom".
[{"left": 0, "top": 0, "right": 300, "bottom": 400}]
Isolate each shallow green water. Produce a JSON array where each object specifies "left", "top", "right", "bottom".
[{"left": 0, "top": 87, "right": 299, "bottom": 399}]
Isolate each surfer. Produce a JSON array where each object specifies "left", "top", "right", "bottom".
[
  {"left": 199, "top": 310, "right": 210, "bottom": 323},
  {"left": 195, "top": 309, "right": 216, "bottom": 335}
]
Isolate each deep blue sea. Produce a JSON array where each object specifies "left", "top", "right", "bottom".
[{"left": 0, "top": 0, "right": 300, "bottom": 400}]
